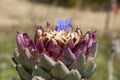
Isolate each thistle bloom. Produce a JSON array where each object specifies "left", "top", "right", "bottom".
[
  {"left": 12, "top": 19, "right": 98, "bottom": 80},
  {"left": 57, "top": 18, "right": 72, "bottom": 31}
]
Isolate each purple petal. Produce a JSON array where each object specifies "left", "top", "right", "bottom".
[
  {"left": 23, "top": 33, "right": 35, "bottom": 51},
  {"left": 74, "top": 48, "right": 83, "bottom": 57},
  {"left": 34, "top": 26, "right": 44, "bottom": 52},
  {"left": 67, "top": 39, "right": 75, "bottom": 52},
  {"left": 88, "top": 31, "right": 96, "bottom": 49},
  {"left": 88, "top": 38, "right": 94, "bottom": 49},
  {"left": 35, "top": 40, "right": 44, "bottom": 52},
  {"left": 91, "top": 31, "right": 96, "bottom": 40},
  {"left": 45, "top": 40, "right": 53, "bottom": 51},
  {"left": 77, "top": 40, "right": 88, "bottom": 53},
  {"left": 16, "top": 31, "right": 35, "bottom": 52},
  {"left": 16, "top": 31, "right": 26, "bottom": 50},
  {"left": 47, "top": 40, "right": 62, "bottom": 59}
]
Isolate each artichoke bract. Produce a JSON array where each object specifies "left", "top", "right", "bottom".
[{"left": 12, "top": 19, "right": 98, "bottom": 80}]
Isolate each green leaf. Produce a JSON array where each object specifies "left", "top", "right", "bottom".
[
  {"left": 16, "top": 64, "right": 32, "bottom": 80},
  {"left": 69, "top": 54, "right": 85, "bottom": 72},
  {"left": 39, "top": 54, "right": 56, "bottom": 71},
  {"left": 61, "top": 47, "right": 75, "bottom": 66},
  {"left": 81, "top": 61, "right": 96, "bottom": 78},
  {"left": 32, "top": 66, "right": 52, "bottom": 80},
  {"left": 14, "top": 48, "right": 35, "bottom": 70},
  {"left": 50, "top": 61, "right": 69, "bottom": 79},
  {"left": 91, "top": 43, "right": 98, "bottom": 59},
  {"left": 63, "top": 69, "right": 81, "bottom": 80}
]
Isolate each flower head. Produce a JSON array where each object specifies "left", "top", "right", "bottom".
[
  {"left": 13, "top": 19, "right": 98, "bottom": 80},
  {"left": 57, "top": 18, "right": 72, "bottom": 32},
  {"left": 16, "top": 19, "right": 97, "bottom": 61}
]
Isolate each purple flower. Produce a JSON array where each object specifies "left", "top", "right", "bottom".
[
  {"left": 13, "top": 19, "right": 98, "bottom": 80},
  {"left": 16, "top": 19, "right": 97, "bottom": 61}
]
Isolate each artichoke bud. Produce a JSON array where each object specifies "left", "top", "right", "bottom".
[{"left": 12, "top": 19, "right": 98, "bottom": 80}]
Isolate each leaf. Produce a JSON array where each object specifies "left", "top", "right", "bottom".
[
  {"left": 32, "top": 65, "right": 52, "bottom": 80},
  {"left": 63, "top": 69, "right": 81, "bottom": 80},
  {"left": 80, "top": 61, "right": 96, "bottom": 78},
  {"left": 50, "top": 61, "right": 69, "bottom": 79}
]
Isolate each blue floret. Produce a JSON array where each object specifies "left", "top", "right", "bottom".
[{"left": 57, "top": 18, "right": 72, "bottom": 32}]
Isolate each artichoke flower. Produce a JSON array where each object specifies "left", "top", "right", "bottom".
[{"left": 12, "top": 19, "right": 98, "bottom": 80}]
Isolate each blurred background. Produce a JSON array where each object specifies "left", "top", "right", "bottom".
[{"left": 0, "top": 0, "right": 120, "bottom": 80}]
